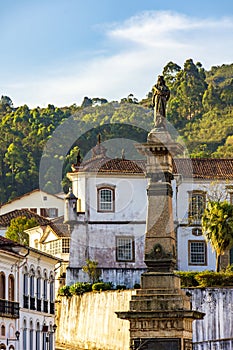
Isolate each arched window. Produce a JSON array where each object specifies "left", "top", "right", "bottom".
[
  {"left": 23, "top": 267, "right": 29, "bottom": 308},
  {"left": 97, "top": 185, "right": 115, "bottom": 212},
  {"left": 23, "top": 319, "right": 27, "bottom": 350},
  {"left": 0, "top": 272, "right": 5, "bottom": 299},
  {"left": 29, "top": 321, "right": 33, "bottom": 350},
  {"left": 43, "top": 272, "right": 48, "bottom": 300},
  {"left": 36, "top": 270, "right": 42, "bottom": 311},
  {"left": 49, "top": 324, "right": 53, "bottom": 350},
  {"left": 30, "top": 270, "right": 35, "bottom": 297},
  {"left": 36, "top": 322, "right": 40, "bottom": 350},
  {"left": 8, "top": 275, "right": 15, "bottom": 301},
  {"left": 0, "top": 324, "right": 5, "bottom": 337},
  {"left": 29, "top": 268, "right": 35, "bottom": 310},
  {"left": 0, "top": 344, "right": 6, "bottom": 350}
]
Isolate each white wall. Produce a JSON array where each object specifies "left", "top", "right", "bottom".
[{"left": 0, "top": 190, "right": 64, "bottom": 218}]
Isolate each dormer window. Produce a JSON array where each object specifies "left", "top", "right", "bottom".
[{"left": 97, "top": 185, "right": 115, "bottom": 212}]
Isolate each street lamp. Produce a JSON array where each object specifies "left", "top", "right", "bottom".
[{"left": 7, "top": 330, "right": 20, "bottom": 345}]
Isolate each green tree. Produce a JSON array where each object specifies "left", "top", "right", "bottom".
[
  {"left": 5, "top": 216, "right": 38, "bottom": 245},
  {"left": 202, "top": 201, "right": 233, "bottom": 272},
  {"left": 82, "top": 259, "right": 101, "bottom": 283}
]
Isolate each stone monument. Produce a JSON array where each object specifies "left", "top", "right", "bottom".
[{"left": 116, "top": 76, "right": 204, "bottom": 350}]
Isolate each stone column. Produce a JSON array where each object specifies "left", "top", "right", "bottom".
[{"left": 116, "top": 129, "right": 204, "bottom": 350}]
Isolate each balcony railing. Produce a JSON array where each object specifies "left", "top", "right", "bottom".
[
  {"left": 23, "top": 295, "right": 29, "bottom": 308},
  {"left": 50, "top": 302, "right": 55, "bottom": 315},
  {"left": 37, "top": 298, "right": 42, "bottom": 312},
  {"left": 43, "top": 300, "right": 48, "bottom": 313},
  {"left": 0, "top": 299, "right": 19, "bottom": 318},
  {"left": 30, "top": 296, "right": 36, "bottom": 310}
]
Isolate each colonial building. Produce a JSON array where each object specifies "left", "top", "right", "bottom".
[
  {"left": 0, "top": 189, "right": 64, "bottom": 220},
  {"left": 0, "top": 210, "right": 69, "bottom": 294},
  {"left": 64, "top": 140, "right": 233, "bottom": 288},
  {"left": 0, "top": 236, "right": 60, "bottom": 350}
]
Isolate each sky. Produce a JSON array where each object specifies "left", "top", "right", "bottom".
[{"left": 1, "top": 0, "right": 233, "bottom": 108}]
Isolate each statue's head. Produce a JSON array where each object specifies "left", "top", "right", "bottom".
[{"left": 157, "top": 75, "right": 165, "bottom": 84}]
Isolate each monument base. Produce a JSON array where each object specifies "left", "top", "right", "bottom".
[{"left": 116, "top": 272, "right": 204, "bottom": 350}]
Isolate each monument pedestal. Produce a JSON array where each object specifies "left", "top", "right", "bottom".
[{"left": 117, "top": 129, "right": 204, "bottom": 350}]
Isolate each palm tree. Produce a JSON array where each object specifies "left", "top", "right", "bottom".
[{"left": 202, "top": 201, "right": 233, "bottom": 272}]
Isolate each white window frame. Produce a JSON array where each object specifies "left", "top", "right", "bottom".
[
  {"left": 97, "top": 185, "right": 115, "bottom": 212},
  {"left": 188, "top": 240, "right": 207, "bottom": 265},
  {"left": 116, "top": 237, "right": 134, "bottom": 262}
]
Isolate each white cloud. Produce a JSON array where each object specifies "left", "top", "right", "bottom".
[{"left": 4, "top": 11, "right": 233, "bottom": 107}]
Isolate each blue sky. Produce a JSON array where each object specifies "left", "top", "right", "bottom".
[{"left": 1, "top": 0, "right": 233, "bottom": 107}]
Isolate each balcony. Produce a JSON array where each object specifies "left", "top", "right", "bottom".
[
  {"left": 43, "top": 300, "right": 48, "bottom": 313},
  {"left": 0, "top": 299, "right": 19, "bottom": 318},
  {"left": 37, "top": 298, "right": 42, "bottom": 312},
  {"left": 30, "top": 296, "right": 36, "bottom": 310},
  {"left": 23, "top": 295, "right": 29, "bottom": 308},
  {"left": 50, "top": 302, "right": 55, "bottom": 315}
]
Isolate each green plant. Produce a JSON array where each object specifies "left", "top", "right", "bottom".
[
  {"left": 69, "top": 282, "right": 92, "bottom": 295},
  {"left": 82, "top": 259, "right": 101, "bottom": 283},
  {"left": 58, "top": 285, "right": 71, "bottom": 297},
  {"left": 92, "top": 282, "right": 113, "bottom": 292},
  {"left": 116, "top": 284, "right": 126, "bottom": 290},
  {"left": 175, "top": 271, "right": 199, "bottom": 288},
  {"left": 134, "top": 283, "right": 141, "bottom": 289}
]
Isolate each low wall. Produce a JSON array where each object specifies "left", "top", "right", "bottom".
[
  {"left": 56, "top": 288, "right": 233, "bottom": 350},
  {"left": 56, "top": 290, "right": 134, "bottom": 350}
]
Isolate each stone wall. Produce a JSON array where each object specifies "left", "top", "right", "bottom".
[
  {"left": 56, "top": 288, "right": 233, "bottom": 350},
  {"left": 56, "top": 290, "right": 134, "bottom": 350}
]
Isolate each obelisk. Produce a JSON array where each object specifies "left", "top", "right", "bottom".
[{"left": 116, "top": 75, "right": 204, "bottom": 350}]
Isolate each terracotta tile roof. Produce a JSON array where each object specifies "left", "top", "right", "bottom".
[
  {"left": 49, "top": 217, "right": 70, "bottom": 237},
  {"left": 72, "top": 156, "right": 233, "bottom": 180},
  {"left": 173, "top": 158, "right": 233, "bottom": 179},
  {"left": 72, "top": 156, "right": 145, "bottom": 174},
  {"left": 0, "top": 235, "right": 20, "bottom": 247},
  {"left": 0, "top": 209, "right": 50, "bottom": 227}
]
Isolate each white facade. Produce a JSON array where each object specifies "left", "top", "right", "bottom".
[
  {"left": 67, "top": 171, "right": 148, "bottom": 287},
  {"left": 66, "top": 151, "right": 233, "bottom": 287},
  {"left": 0, "top": 237, "right": 59, "bottom": 350},
  {"left": 0, "top": 189, "right": 64, "bottom": 219}
]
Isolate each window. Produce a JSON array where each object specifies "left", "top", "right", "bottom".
[
  {"left": 8, "top": 275, "right": 14, "bottom": 301},
  {"left": 116, "top": 237, "right": 134, "bottom": 262},
  {"left": 44, "top": 240, "right": 61, "bottom": 255},
  {"left": 97, "top": 186, "right": 115, "bottom": 212},
  {"left": 62, "top": 238, "right": 70, "bottom": 253},
  {"left": 0, "top": 273, "right": 5, "bottom": 299},
  {"left": 188, "top": 240, "right": 207, "bottom": 265},
  {"left": 23, "top": 320, "right": 27, "bottom": 350},
  {"left": 40, "top": 208, "right": 58, "bottom": 218},
  {"left": 1, "top": 325, "right": 5, "bottom": 336},
  {"left": 188, "top": 191, "right": 206, "bottom": 224},
  {"left": 30, "top": 208, "right": 37, "bottom": 213}
]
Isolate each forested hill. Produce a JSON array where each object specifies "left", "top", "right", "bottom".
[{"left": 0, "top": 58, "right": 233, "bottom": 203}]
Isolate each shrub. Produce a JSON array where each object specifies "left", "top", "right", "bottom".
[
  {"left": 175, "top": 271, "right": 199, "bottom": 287},
  {"left": 58, "top": 285, "right": 72, "bottom": 297},
  {"left": 195, "top": 271, "right": 233, "bottom": 287},
  {"left": 70, "top": 282, "right": 92, "bottom": 295},
  {"left": 92, "top": 282, "right": 113, "bottom": 292},
  {"left": 134, "top": 283, "right": 141, "bottom": 289},
  {"left": 116, "top": 285, "right": 126, "bottom": 290}
]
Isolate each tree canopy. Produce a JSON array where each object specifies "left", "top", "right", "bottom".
[
  {"left": 1, "top": 59, "right": 233, "bottom": 203},
  {"left": 202, "top": 201, "right": 233, "bottom": 272},
  {"left": 5, "top": 216, "right": 38, "bottom": 246}
]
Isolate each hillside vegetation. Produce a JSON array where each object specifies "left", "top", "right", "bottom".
[{"left": 0, "top": 58, "right": 233, "bottom": 202}]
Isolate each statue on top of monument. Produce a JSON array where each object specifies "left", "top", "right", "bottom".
[{"left": 152, "top": 75, "right": 170, "bottom": 129}]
